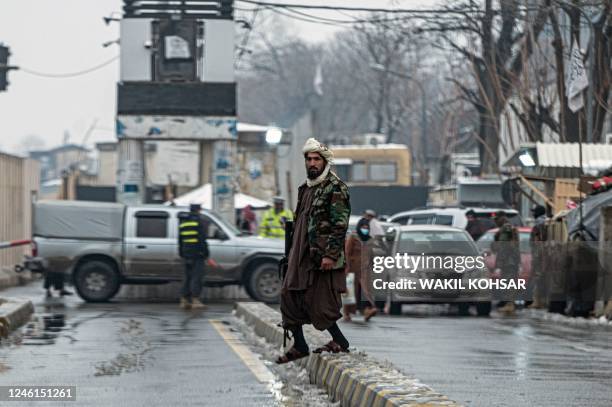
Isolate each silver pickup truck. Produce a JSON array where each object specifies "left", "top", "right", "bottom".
[{"left": 31, "top": 200, "right": 284, "bottom": 303}]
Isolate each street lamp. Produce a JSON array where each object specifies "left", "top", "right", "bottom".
[
  {"left": 518, "top": 151, "right": 536, "bottom": 167},
  {"left": 265, "top": 126, "right": 283, "bottom": 195},
  {"left": 370, "top": 63, "right": 428, "bottom": 184},
  {"left": 265, "top": 127, "right": 283, "bottom": 145}
]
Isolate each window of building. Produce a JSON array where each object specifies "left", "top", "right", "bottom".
[
  {"left": 369, "top": 163, "right": 397, "bottom": 182},
  {"left": 334, "top": 164, "right": 350, "bottom": 182},
  {"left": 352, "top": 162, "right": 367, "bottom": 182}
]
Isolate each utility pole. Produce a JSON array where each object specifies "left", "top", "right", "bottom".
[
  {"left": 370, "top": 63, "right": 428, "bottom": 184},
  {"left": 586, "top": 19, "right": 595, "bottom": 143}
]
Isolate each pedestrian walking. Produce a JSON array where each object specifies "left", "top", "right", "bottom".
[
  {"left": 259, "top": 197, "right": 293, "bottom": 239},
  {"left": 565, "top": 233, "right": 598, "bottom": 317},
  {"left": 178, "top": 203, "right": 209, "bottom": 310},
  {"left": 363, "top": 209, "right": 384, "bottom": 237},
  {"left": 465, "top": 209, "right": 487, "bottom": 241},
  {"left": 345, "top": 218, "right": 378, "bottom": 321},
  {"left": 492, "top": 211, "right": 520, "bottom": 315},
  {"left": 529, "top": 205, "right": 549, "bottom": 309},
  {"left": 276, "top": 138, "right": 351, "bottom": 364},
  {"left": 44, "top": 270, "right": 73, "bottom": 298},
  {"left": 341, "top": 272, "right": 357, "bottom": 322}
]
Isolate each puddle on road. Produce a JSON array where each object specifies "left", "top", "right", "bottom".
[
  {"left": 94, "top": 319, "right": 152, "bottom": 377},
  {"left": 21, "top": 314, "right": 66, "bottom": 346}
]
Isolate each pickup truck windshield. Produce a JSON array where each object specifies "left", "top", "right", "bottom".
[{"left": 207, "top": 210, "right": 242, "bottom": 236}]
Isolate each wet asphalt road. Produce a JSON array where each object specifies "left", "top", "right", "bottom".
[
  {"left": 0, "top": 283, "right": 278, "bottom": 407},
  {"left": 2, "top": 282, "right": 612, "bottom": 407},
  {"left": 338, "top": 305, "right": 612, "bottom": 407}
]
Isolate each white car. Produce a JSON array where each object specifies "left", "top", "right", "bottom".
[
  {"left": 388, "top": 207, "right": 522, "bottom": 229},
  {"left": 373, "top": 225, "right": 492, "bottom": 316}
]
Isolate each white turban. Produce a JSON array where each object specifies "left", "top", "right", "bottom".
[{"left": 302, "top": 137, "right": 334, "bottom": 163}]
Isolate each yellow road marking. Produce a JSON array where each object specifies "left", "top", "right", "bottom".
[{"left": 209, "top": 319, "right": 275, "bottom": 383}]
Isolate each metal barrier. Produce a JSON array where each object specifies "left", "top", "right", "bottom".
[{"left": 0, "top": 240, "right": 31, "bottom": 250}]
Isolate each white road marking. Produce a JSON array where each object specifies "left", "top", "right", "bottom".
[{"left": 209, "top": 319, "right": 275, "bottom": 383}]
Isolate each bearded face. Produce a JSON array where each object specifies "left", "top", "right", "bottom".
[{"left": 305, "top": 152, "right": 325, "bottom": 179}]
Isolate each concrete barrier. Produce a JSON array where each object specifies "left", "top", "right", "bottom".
[
  {"left": 0, "top": 267, "right": 39, "bottom": 291},
  {"left": 235, "top": 302, "right": 461, "bottom": 407},
  {"left": 0, "top": 297, "right": 34, "bottom": 337}
]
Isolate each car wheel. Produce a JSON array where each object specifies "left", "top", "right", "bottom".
[
  {"left": 389, "top": 302, "right": 402, "bottom": 316},
  {"left": 476, "top": 301, "right": 492, "bottom": 316},
  {"left": 74, "top": 260, "right": 120, "bottom": 303},
  {"left": 245, "top": 262, "right": 281, "bottom": 304},
  {"left": 457, "top": 302, "right": 471, "bottom": 316},
  {"left": 548, "top": 301, "right": 566, "bottom": 314}
]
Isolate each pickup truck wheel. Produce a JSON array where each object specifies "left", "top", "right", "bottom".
[
  {"left": 245, "top": 262, "right": 281, "bottom": 304},
  {"left": 476, "top": 301, "right": 492, "bottom": 316},
  {"left": 389, "top": 302, "right": 402, "bottom": 316},
  {"left": 457, "top": 302, "right": 471, "bottom": 316},
  {"left": 74, "top": 260, "right": 120, "bottom": 302}
]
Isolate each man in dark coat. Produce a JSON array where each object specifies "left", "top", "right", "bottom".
[
  {"left": 492, "top": 211, "right": 520, "bottom": 314},
  {"left": 178, "top": 203, "right": 209, "bottom": 310},
  {"left": 529, "top": 205, "right": 548, "bottom": 308},
  {"left": 276, "top": 138, "right": 351, "bottom": 364},
  {"left": 465, "top": 209, "right": 487, "bottom": 241}
]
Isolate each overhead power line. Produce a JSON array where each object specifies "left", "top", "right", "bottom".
[
  {"left": 265, "top": 6, "right": 349, "bottom": 27},
  {"left": 19, "top": 56, "right": 119, "bottom": 78},
  {"left": 237, "top": 4, "right": 435, "bottom": 28},
  {"left": 236, "top": 0, "right": 485, "bottom": 14}
]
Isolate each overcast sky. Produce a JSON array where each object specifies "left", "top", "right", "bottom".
[{"left": 0, "top": 0, "right": 437, "bottom": 155}]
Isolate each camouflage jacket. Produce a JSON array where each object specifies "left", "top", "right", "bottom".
[
  {"left": 492, "top": 222, "right": 520, "bottom": 268},
  {"left": 297, "top": 171, "right": 351, "bottom": 270}
]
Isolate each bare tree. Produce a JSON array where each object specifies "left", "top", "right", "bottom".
[
  {"left": 237, "top": 13, "right": 322, "bottom": 127},
  {"left": 501, "top": 0, "right": 610, "bottom": 147},
  {"left": 547, "top": 0, "right": 611, "bottom": 142},
  {"left": 426, "top": 0, "right": 549, "bottom": 174}
]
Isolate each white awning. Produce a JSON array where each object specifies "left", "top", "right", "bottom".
[
  {"left": 169, "top": 184, "right": 271, "bottom": 210},
  {"left": 535, "top": 142, "right": 612, "bottom": 168},
  {"left": 236, "top": 122, "right": 272, "bottom": 133},
  {"left": 505, "top": 142, "right": 612, "bottom": 170},
  {"left": 333, "top": 158, "right": 353, "bottom": 165}
]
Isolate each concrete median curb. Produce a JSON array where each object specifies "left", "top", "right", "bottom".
[
  {"left": 235, "top": 302, "right": 461, "bottom": 407},
  {"left": 0, "top": 297, "right": 34, "bottom": 337}
]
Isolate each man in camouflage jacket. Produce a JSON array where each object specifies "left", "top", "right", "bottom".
[
  {"left": 276, "top": 138, "right": 351, "bottom": 364},
  {"left": 303, "top": 173, "right": 350, "bottom": 271}
]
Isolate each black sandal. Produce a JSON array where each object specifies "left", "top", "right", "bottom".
[
  {"left": 275, "top": 347, "right": 310, "bottom": 364},
  {"left": 312, "top": 340, "right": 350, "bottom": 354}
]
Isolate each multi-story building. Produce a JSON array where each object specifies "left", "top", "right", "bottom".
[{"left": 29, "top": 144, "right": 90, "bottom": 182}]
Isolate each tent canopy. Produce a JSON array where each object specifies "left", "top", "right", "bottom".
[{"left": 170, "top": 184, "right": 271, "bottom": 210}]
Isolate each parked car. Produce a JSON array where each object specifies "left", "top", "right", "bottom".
[
  {"left": 388, "top": 207, "right": 522, "bottom": 229},
  {"left": 375, "top": 225, "right": 492, "bottom": 316},
  {"left": 476, "top": 227, "right": 533, "bottom": 292},
  {"left": 27, "top": 200, "right": 284, "bottom": 303}
]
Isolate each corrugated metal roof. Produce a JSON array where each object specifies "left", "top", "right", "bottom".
[
  {"left": 331, "top": 144, "right": 409, "bottom": 149},
  {"left": 536, "top": 142, "right": 612, "bottom": 168}
]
